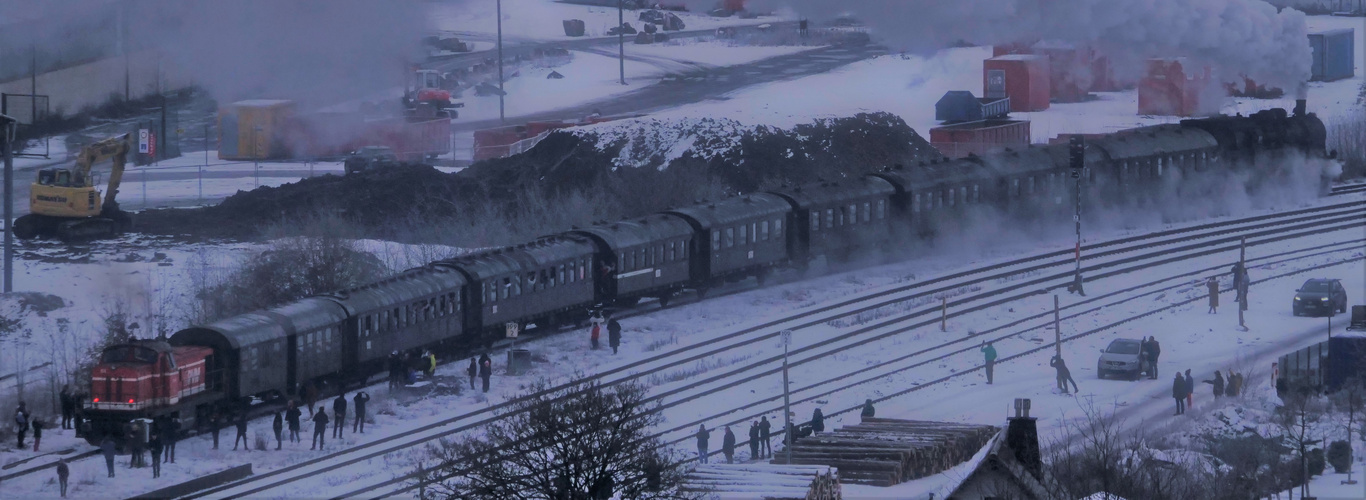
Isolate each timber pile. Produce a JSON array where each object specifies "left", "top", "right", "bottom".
[
  {"left": 773, "top": 417, "right": 998, "bottom": 487},
  {"left": 681, "top": 464, "right": 840, "bottom": 500}
]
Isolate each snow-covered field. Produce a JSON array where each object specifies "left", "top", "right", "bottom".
[{"left": 428, "top": 0, "right": 791, "bottom": 42}]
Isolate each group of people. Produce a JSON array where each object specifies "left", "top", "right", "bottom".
[
  {"left": 388, "top": 351, "right": 438, "bottom": 388},
  {"left": 695, "top": 409, "right": 833, "bottom": 464},
  {"left": 1140, "top": 337, "right": 1162, "bottom": 379},
  {"left": 1209, "top": 262, "right": 1253, "bottom": 313},
  {"left": 589, "top": 311, "right": 623, "bottom": 354},
  {"left": 1171, "top": 368, "right": 1247, "bottom": 415},
  {"left": 96, "top": 415, "right": 179, "bottom": 481},
  {"left": 467, "top": 354, "right": 494, "bottom": 393}
]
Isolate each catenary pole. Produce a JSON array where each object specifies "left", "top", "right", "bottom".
[
  {"left": 619, "top": 0, "right": 626, "bottom": 85},
  {"left": 2, "top": 114, "right": 13, "bottom": 293},
  {"left": 497, "top": 0, "right": 504, "bottom": 123}
]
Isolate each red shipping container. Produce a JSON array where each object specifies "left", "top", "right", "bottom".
[
  {"left": 1033, "top": 43, "right": 1091, "bottom": 102},
  {"left": 984, "top": 55, "right": 1051, "bottom": 112},
  {"left": 1138, "top": 58, "right": 1212, "bottom": 117},
  {"left": 1090, "top": 55, "right": 1120, "bottom": 91},
  {"left": 929, "top": 119, "right": 1031, "bottom": 158}
]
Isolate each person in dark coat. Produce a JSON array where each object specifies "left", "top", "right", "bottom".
[
  {"left": 232, "top": 411, "right": 249, "bottom": 451},
  {"left": 479, "top": 354, "right": 493, "bottom": 393},
  {"left": 1050, "top": 355, "right": 1079, "bottom": 394},
  {"left": 388, "top": 352, "right": 402, "bottom": 389},
  {"left": 14, "top": 401, "right": 30, "bottom": 448},
  {"left": 303, "top": 382, "right": 318, "bottom": 417},
  {"left": 272, "top": 412, "right": 284, "bottom": 450},
  {"left": 31, "top": 417, "right": 46, "bottom": 451},
  {"left": 162, "top": 417, "right": 179, "bottom": 463},
  {"left": 1185, "top": 369, "right": 1195, "bottom": 408},
  {"left": 1172, "top": 373, "right": 1187, "bottom": 415},
  {"left": 311, "top": 407, "right": 329, "bottom": 450},
  {"left": 56, "top": 458, "right": 70, "bottom": 496},
  {"left": 467, "top": 357, "right": 478, "bottom": 390},
  {"left": 1226, "top": 370, "right": 1241, "bottom": 397},
  {"left": 100, "top": 436, "right": 116, "bottom": 478},
  {"left": 608, "top": 317, "right": 623, "bottom": 355},
  {"left": 1204, "top": 370, "right": 1225, "bottom": 397},
  {"left": 758, "top": 416, "right": 772, "bottom": 458},
  {"left": 129, "top": 424, "right": 145, "bottom": 467},
  {"left": 811, "top": 408, "right": 825, "bottom": 434},
  {"left": 353, "top": 392, "right": 371, "bottom": 433},
  {"left": 695, "top": 424, "right": 710, "bottom": 464},
  {"left": 149, "top": 435, "right": 163, "bottom": 478},
  {"left": 722, "top": 426, "right": 736, "bottom": 464},
  {"left": 590, "top": 320, "right": 602, "bottom": 350},
  {"left": 748, "top": 421, "right": 760, "bottom": 460},
  {"left": 286, "top": 402, "right": 302, "bottom": 443},
  {"left": 209, "top": 411, "right": 221, "bottom": 449},
  {"left": 1207, "top": 277, "right": 1220, "bottom": 313},
  {"left": 60, "top": 385, "right": 74, "bottom": 430},
  {"left": 1147, "top": 336, "right": 1161, "bottom": 379},
  {"left": 332, "top": 394, "right": 348, "bottom": 439},
  {"left": 981, "top": 341, "right": 997, "bottom": 384},
  {"left": 73, "top": 396, "right": 85, "bottom": 439},
  {"left": 1231, "top": 262, "right": 1245, "bottom": 302}
]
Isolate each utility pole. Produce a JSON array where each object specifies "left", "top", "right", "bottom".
[
  {"left": 1238, "top": 237, "right": 1248, "bottom": 331},
  {"left": 2, "top": 113, "right": 15, "bottom": 293},
  {"left": 496, "top": 0, "right": 505, "bottom": 123},
  {"left": 1067, "top": 136, "right": 1086, "bottom": 296},
  {"left": 780, "top": 329, "right": 793, "bottom": 464},
  {"left": 31, "top": 46, "right": 37, "bottom": 125},
  {"left": 619, "top": 0, "right": 626, "bottom": 85}
]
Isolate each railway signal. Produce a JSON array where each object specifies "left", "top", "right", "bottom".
[{"left": 1067, "top": 136, "right": 1086, "bottom": 296}]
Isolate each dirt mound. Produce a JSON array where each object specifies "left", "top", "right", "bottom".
[{"left": 136, "top": 112, "right": 941, "bottom": 243}]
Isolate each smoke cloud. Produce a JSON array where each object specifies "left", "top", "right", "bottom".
[
  {"left": 754, "top": 0, "right": 1313, "bottom": 90},
  {"left": 0, "top": 0, "right": 430, "bottom": 109}
]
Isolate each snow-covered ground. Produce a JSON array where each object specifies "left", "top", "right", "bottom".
[
  {"left": 621, "top": 39, "right": 819, "bottom": 67},
  {"left": 428, "top": 0, "right": 791, "bottom": 42}
]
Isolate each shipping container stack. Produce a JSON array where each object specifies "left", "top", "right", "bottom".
[
  {"left": 984, "top": 54, "right": 1051, "bottom": 112},
  {"left": 218, "top": 100, "right": 297, "bottom": 160},
  {"left": 928, "top": 90, "right": 1031, "bottom": 158},
  {"left": 1137, "top": 58, "right": 1212, "bottom": 117},
  {"left": 990, "top": 41, "right": 1120, "bottom": 102}
]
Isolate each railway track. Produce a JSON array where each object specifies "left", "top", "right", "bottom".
[
  {"left": 364, "top": 219, "right": 1366, "bottom": 498},
  {"left": 1330, "top": 183, "right": 1366, "bottom": 196},
  {"left": 179, "top": 200, "right": 1365, "bottom": 499},
  {"left": 0, "top": 448, "right": 100, "bottom": 484}
]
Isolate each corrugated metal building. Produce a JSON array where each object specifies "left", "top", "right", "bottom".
[
  {"left": 1309, "top": 29, "right": 1355, "bottom": 82},
  {"left": 930, "top": 119, "right": 1031, "bottom": 158}
]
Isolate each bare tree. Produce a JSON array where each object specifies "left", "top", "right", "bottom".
[
  {"left": 1277, "top": 380, "right": 1330, "bottom": 498},
  {"left": 415, "top": 379, "right": 691, "bottom": 500},
  {"left": 1331, "top": 377, "right": 1366, "bottom": 483}
]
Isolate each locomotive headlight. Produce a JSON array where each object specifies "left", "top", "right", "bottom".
[
  {"left": 1321, "top": 297, "right": 1329, "bottom": 301},
  {"left": 1294, "top": 296, "right": 1301, "bottom": 301}
]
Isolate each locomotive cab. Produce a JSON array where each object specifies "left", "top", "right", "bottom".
[{"left": 84, "top": 340, "right": 213, "bottom": 444}]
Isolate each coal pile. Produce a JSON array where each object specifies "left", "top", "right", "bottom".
[{"left": 136, "top": 112, "right": 941, "bottom": 243}]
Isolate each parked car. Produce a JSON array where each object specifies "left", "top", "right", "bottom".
[
  {"left": 1097, "top": 338, "right": 1147, "bottom": 380},
  {"left": 344, "top": 146, "right": 400, "bottom": 175},
  {"left": 1292, "top": 278, "right": 1348, "bottom": 317}
]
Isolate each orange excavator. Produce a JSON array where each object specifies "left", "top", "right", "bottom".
[{"left": 12, "top": 134, "right": 133, "bottom": 241}]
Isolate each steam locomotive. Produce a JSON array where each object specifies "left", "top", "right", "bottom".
[{"left": 82, "top": 104, "right": 1330, "bottom": 444}]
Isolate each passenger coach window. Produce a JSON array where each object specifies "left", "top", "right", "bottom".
[
  {"left": 712, "top": 231, "right": 720, "bottom": 250},
  {"left": 877, "top": 200, "right": 886, "bottom": 219},
  {"left": 862, "top": 202, "right": 870, "bottom": 222},
  {"left": 739, "top": 224, "right": 747, "bottom": 244},
  {"left": 668, "top": 242, "right": 676, "bottom": 261},
  {"left": 811, "top": 211, "right": 820, "bottom": 232},
  {"left": 825, "top": 209, "right": 834, "bottom": 228},
  {"left": 750, "top": 223, "right": 757, "bottom": 243},
  {"left": 725, "top": 228, "right": 734, "bottom": 248},
  {"left": 849, "top": 204, "right": 857, "bottom": 224},
  {"left": 761, "top": 221, "right": 769, "bottom": 241},
  {"left": 913, "top": 194, "right": 921, "bottom": 213},
  {"left": 948, "top": 189, "right": 955, "bottom": 207},
  {"left": 773, "top": 219, "right": 782, "bottom": 238},
  {"left": 973, "top": 185, "right": 980, "bottom": 202}
]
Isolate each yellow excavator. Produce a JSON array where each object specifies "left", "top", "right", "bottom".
[{"left": 12, "top": 134, "right": 133, "bottom": 240}]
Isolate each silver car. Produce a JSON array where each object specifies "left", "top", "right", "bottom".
[{"left": 1097, "top": 338, "right": 1148, "bottom": 381}]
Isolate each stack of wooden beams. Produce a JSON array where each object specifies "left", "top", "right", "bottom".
[
  {"left": 681, "top": 463, "right": 840, "bottom": 500},
  {"left": 772, "top": 417, "right": 998, "bottom": 487}
]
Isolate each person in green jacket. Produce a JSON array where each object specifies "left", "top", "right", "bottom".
[{"left": 981, "top": 341, "right": 998, "bottom": 384}]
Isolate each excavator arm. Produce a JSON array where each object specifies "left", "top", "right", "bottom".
[
  {"left": 98, "top": 136, "right": 130, "bottom": 215},
  {"left": 75, "top": 134, "right": 131, "bottom": 185}
]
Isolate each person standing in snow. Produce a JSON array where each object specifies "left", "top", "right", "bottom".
[
  {"left": 332, "top": 394, "right": 347, "bottom": 439},
  {"left": 748, "top": 421, "right": 760, "bottom": 460},
  {"left": 209, "top": 411, "right": 221, "bottom": 449},
  {"left": 467, "top": 357, "right": 478, "bottom": 390},
  {"left": 1226, "top": 371, "right": 1241, "bottom": 397},
  {"left": 1050, "top": 355, "right": 1079, "bottom": 394},
  {"left": 608, "top": 316, "right": 623, "bottom": 355},
  {"left": 479, "top": 354, "right": 493, "bottom": 393},
  {"left": 162, "top": 416, "right": 179, "bottom": 463},
  {"left": 311, "top": 407, "right": 329, "bottom": 450},
  {"left": 272, "top": 412, "right": 284, "bottom": 450},
  {"left": 14, "top": 401, "right": 30, "bottom": 449},
  {"left": 758, "top": 417, "right": 772, "bottom": 458},
  {"left": 353, "top": 392, "right": 371, "bottom": 434},
  {"left": 1185, "top": 369, "right": 1194, "bottom": 408},
  {"left": 861, "top": 399, "right": 876, "bottom": 419},
  {"left": 695, "top": 424, "right": 710, "bottom": 464},
  {"left": 101, "top": 436, "right": 116, "bottom": 478},
  {"left": 1147, "top": 336, "right": 1161, "bottom": 379},
  {"left": 811, "top": 408, "right": 825, "bottom": 434},
  {"left": 1173, "top": 373, "right": 1187, "bottom": 415},
  {"left": 1231, "top": 262, "right": 1245, "bottom": 303},
  {"left": 60, "top": 386, "right": 74, "bottom": 430},
  {"left": 981, "top": 341, "right": 997, "bottom": 384},
  {"left": 1204, "top": 370, "right": 1225, "bottom": 398},
  {"left": 286, "top": 402, "right": 302, "bottom": 444},
  {"left": 232, "top": 411, "right": 249, "bottom": 452},
  {"left": 1207, "top": 277, "right": 1220, "bottom": 313},
  {"left": 149, "top": 434, "right": 163, "bottom": 478},
  {"left": 56, "top": 458, "right": 70, "bottom": 497},
  {"left": 722, "top": 426, "right": 736, "bottom": 464},
  {"left": 590, "top": 316, "right": 602, "bottom": 350},
  {"left": 1238, "top": 268, "right": 1250, "bottom": 311}
]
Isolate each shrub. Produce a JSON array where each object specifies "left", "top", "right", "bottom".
[
  {"left": 1328, "top": 440, "right": 1352, "bottom": 473},
  {"left": 1308, "top": 447, "right": 1326, "bottom": 477}
]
